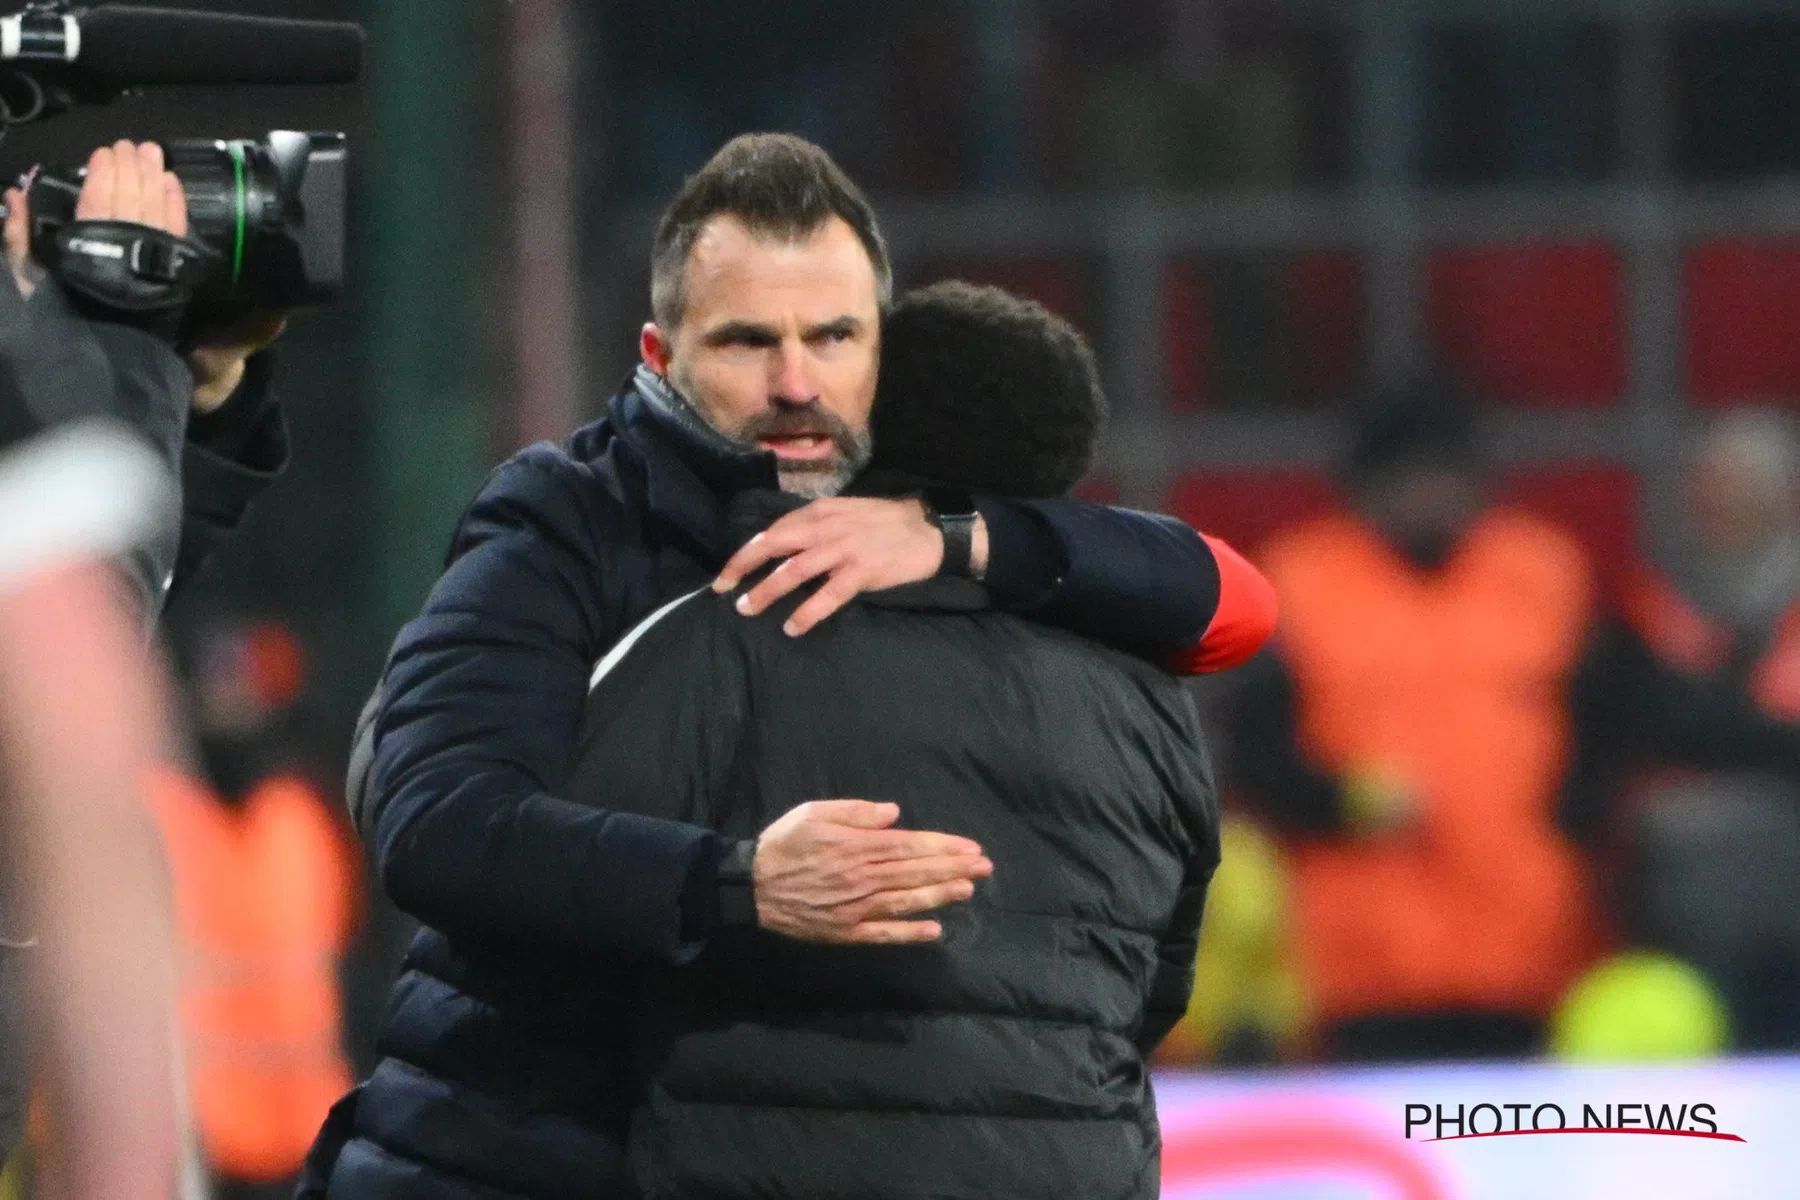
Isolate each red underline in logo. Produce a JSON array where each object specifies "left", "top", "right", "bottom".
[{"left": 1425, "top": 1128, "right": 1746, "bottom": 1144}]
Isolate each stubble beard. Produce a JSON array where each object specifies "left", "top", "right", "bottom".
[
  {"left": 776, "top": 437, "right": 872, "bottom": 498},
  {"left": 665, "top": 366, "right": 872, "bottom": 498}
]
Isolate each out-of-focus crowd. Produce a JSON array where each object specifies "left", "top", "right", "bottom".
[{"left": 1168, "top": 385, "right": 1800, "bottom": 1071}]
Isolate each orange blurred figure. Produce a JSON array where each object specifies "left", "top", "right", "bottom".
[
  {"left": 1231, "top": 383, "right": 1599, "bottom": 1059},
  {"left": 148, "top": 768, "right": 357, "bottom": 1188},
  {"left": 154, "top": 622, "right": 359, "bottom": 1195}
]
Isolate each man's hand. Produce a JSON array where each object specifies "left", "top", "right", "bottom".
[
  {"left": 753, "top": 799, "right": 994, "bottom": 944},
  {"left": 713, "top": 497, "right": 991, "bottom": 637},
  {"left": 5, "top": 141, "right": 188, "bottom": 301},
  {"left": 185, "top": 310, "right": 286, "bottom": 415},
  {"left": 1, "top": 180, "right": 46, "bottom": 300}
]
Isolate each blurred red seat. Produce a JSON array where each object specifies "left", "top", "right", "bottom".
[
  {"left": 1164, "top": 469, "right": 1339, "bottom": 556},
  {"left": 1162, "top": 261, "right": 1212, "bottom": 412},
  {"left": 1685, "top": 240, "right": 1800, "bottom": 405},
  {"left": 1497, "top": 465, "right": 1640, "bottom": 603},
  {"left": 1288, "top": 253, "right": 1362, "bottom": 403},
  {"left": 1429, "top": 244, "right": 1624, "bottom": 407},
  {"left": 1162, "top": 254, "right": 1361, "bottom": 411}
]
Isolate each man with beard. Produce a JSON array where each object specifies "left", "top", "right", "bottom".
[
  {"left": 317, "top": 134, "right": 1268, "bottom": 1197},
  {"left": 568, "top": 280, "right": 1231, "bottom": 1199}
]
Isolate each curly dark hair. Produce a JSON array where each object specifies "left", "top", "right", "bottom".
[{"left": 870, "top": 281, "right": 1107, "bottom": 499}]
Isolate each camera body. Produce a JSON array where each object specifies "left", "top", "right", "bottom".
[
  {"left": 24, "top": 131, "right": 346, "bottom": 333},
  {"left": 0, "top": 3, "right": 360, "bottom": 333}
]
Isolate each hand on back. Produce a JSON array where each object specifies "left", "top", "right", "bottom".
[{"left": 754, "top": 799, "right": 993, "bottom": 944}]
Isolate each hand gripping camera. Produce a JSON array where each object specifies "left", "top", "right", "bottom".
[
  {"left": 23, "top": 131, "right": 347, "bottom": 338},
  {"left": 0, "top": 3, "right": 362, "bottom": 340}
]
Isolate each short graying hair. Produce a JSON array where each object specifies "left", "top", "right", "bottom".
[{"left": 649, "top": 134, "right": 893, "bottom": 330}]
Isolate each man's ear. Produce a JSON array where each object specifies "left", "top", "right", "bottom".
[{"left": 640, "top": 323, "right": 672, "bottom": 374}]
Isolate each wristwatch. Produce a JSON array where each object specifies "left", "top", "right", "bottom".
[
  {"left": 922, "top": 486, "right": 980, "bottom": 579},
  {"left": 716, "top": 839, "right": 759, "bottom": 928}
]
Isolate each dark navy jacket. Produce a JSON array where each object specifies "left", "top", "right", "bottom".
[{"left": 306, "top": 368, "right": 1221, "bottom": 1197}]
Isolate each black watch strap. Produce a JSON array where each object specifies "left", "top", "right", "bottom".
[
  {"left": 924, "top": 486, "right": 979, "bottom": 579},
  {"left": 717, "top": 839, "right": 758, "bottom": 928}
]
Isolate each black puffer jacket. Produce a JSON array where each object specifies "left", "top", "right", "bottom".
[
  {"left": 569, "top": 493, "right": 1220, "bottom": 1200},
  {"left": 305, "top": 369, "right": 1229, "bottom": 1198}
]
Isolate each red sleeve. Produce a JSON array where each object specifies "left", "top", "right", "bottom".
[{"left": 1166, "top": 534, "right": 1279, "bottom": 675}]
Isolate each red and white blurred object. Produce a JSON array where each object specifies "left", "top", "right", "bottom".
[{"left": 1155, "top": 1059, "right": 1800, "bottom": 1199}]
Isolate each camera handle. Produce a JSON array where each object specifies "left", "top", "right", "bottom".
[{"left": 42, "top": 219, "right": 218, "bottom": 343}]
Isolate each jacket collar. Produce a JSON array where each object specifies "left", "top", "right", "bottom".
[{"left": 611, "top": 366, "right": 780, "bottom": 556}]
